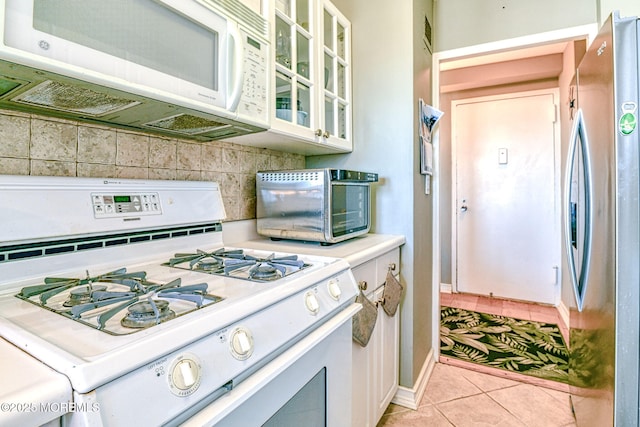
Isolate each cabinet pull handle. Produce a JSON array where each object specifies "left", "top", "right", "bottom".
[{"left": 358, "top": 280, "right": 367, "bottom": 291}]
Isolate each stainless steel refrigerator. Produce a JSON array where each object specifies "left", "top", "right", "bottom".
[{"left": 564, "top": 11, "right": 640, "bottom": 426}]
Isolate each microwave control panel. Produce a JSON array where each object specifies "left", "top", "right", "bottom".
[{"left": 238, "top": 29, "right": 268, "bottom": 125}]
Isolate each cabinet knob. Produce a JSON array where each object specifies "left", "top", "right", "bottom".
[
  {"left": 358, "top": 280, "right": 368, "bottom": 291},
  {"left": 322, "top": 130, "right": 330, "bottom": 138},
  {"left": 388, "top": 263, "right": 396, "bottom": 271},
  {"left": 315, "top": 128, "right": 323, "bottom": 137}
]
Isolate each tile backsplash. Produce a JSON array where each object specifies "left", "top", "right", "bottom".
[{"left": 0, "top": 109, "right": 304, "bottom": 221}]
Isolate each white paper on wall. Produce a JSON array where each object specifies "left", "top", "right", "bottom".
[{"left": 418, "top": 99, "right": 443, "bottom": 175}]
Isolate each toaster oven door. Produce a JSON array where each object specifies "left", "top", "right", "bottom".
[{"left": 330, "top": 183, "right": 370, "bottom": 239}]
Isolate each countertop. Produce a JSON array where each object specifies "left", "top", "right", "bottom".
[
  {"left": 0, "top": 338, "right": 72, "bottom": 426},
  {"left": 237, "top": 233, "right": 406, "bottom": 267}
]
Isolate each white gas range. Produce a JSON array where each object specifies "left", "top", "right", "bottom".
[{"left": 0, "top": 175, "right": 359, "bottom": 426}]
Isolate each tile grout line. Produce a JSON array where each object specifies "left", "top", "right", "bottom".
[{"left": 482, "top": 387, "right": 532, "bottom": 427}]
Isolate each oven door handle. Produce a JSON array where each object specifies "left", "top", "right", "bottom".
[{"left": 173, "top": 303, "right": 361, "bottom": 427}]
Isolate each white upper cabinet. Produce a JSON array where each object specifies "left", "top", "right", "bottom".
[
  {"left": 228, "top": 0, "right": 352, "bottom": 155},
  {"left": 319, "top": 1, "right": 351, "bottom": 149},
  {"left": 271, "top": 0, "right": 352, "bottom": 153}
]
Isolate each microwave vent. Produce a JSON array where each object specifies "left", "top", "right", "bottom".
[
  {"left": 201, "top": 126, "right": 252, "bottom": 139},
  {"left": 144, "top": 113, "right": 232, "bottom": 135},
  {"left": 259, "top": 171, "right": 322, "bottom": 182},
  {"left": 11, "top": 80, "right": 141, "bottom": 116},
  {"left": 202, "top": 0, "right": 267, "bottom": 39}
]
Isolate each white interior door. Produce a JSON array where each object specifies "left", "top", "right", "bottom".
[{"left": 452, "top": 90, "right": 560, "bottom": 305}]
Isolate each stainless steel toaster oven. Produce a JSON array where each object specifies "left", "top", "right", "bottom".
[{"left": 256, "top": 169, "right": 378, "bottom": 244}]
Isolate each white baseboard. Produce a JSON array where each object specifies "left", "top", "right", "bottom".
[
  {"left": 390, "top": 348, "right": 436, "bottom": 410},
  {"left": 440, "top": 283, "right": 452, "bottom": 293}
]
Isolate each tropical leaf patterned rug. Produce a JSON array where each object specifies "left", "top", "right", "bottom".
[{"left": 440, "top": 306, "right": 569, "bottom": 383}]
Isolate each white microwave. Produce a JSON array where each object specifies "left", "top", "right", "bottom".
[{"left": 0, "top": 0, "right": 269, "bottom": 140}]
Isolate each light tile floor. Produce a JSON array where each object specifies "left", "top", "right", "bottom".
[{"left": 377, "top": 293, "right": 576, "bottom": 427}]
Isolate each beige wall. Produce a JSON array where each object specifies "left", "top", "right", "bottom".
[
  {"left": 599, "top": 0, "right": 640, "bottom": 23},
  {"left": 434, "top": 0, "right": 640, "bottom": 54},
  {"left": 308, "top": 0, "right": 435, "bottom": 389},
  {"left": 434, "top": 0, "right": 597, "bottom": 52},
  {"left": 0, "top": 109, "right": 304, "bottom": 221}
]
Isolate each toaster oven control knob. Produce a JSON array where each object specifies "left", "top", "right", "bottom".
[
  {"left": 327, "top": 279, "right": 341, "bottom": 301},
  {"left": 304, "top": 291, "right": 320, "bottom": 315},
  {"left": 230, "top": 327, "right": 254, "bottom": 360},
  {"left": 168, "top": 354, "right": 201, "bottom": 396}
]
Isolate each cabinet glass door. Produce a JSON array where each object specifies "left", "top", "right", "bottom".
[
  {"left": 320, "top": 3, "right": 350, "bottom": 140},
  {"left": 274, "top": 0, "right": 313, "bottom": 129}
]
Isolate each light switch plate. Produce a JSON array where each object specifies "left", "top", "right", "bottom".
[{"left": 499, "top": 148, "right": 508, "bottom": 164}]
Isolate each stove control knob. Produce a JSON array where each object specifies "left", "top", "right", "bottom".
[
  {"left": 304, "top": 291, "right": 320, "bottom": 315},
  {"left": 327, "top": 279, "right": 341, "bottom": 301},
  {"left": 168, "top": 354, "right": 201, "bottom": 397},
  {"left": 230, "top": 327, "right": 254, "bottom": 360}
]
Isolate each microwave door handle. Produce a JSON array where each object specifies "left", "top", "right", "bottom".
[{"left": 226, "top": 23, "right": 244, "bottom": 112}]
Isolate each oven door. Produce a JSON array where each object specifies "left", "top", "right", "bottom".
[{"left": 176, "top": 304, "right": 358, "bottom": 427}]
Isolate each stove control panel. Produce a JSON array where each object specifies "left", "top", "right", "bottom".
[{"left": 91, "top": 192, "right": 162, "bottom": 218}]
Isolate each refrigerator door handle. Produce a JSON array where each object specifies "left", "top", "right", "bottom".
[{"left": 563, "top": 108, "right": 593, "bottom": 312}]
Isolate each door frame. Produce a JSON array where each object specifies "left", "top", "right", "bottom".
[
  {"left": 450, "top": 88, "right": 562, "bottom": 301},
  {"left": 430, "top": 24, "right": 599, "bottom": 362}
]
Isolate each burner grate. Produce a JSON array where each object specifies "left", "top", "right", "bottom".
[
  {"left": 15, "top": 268, "right": 224, "bottom": 335},
  {"left": 165, "top": 249, "right": 310, "bottom": 282}
]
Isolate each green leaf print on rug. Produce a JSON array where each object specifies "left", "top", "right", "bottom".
[{"left": 440, "top": 306, "right": 569, "bottom": 384}]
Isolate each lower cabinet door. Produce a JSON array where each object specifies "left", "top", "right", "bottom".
[{"left": 351, "top": 249, "right": 401, "bottom": 426}]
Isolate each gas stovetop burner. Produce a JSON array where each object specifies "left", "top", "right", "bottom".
[
  {"left": 121, "top": 299, "right": 176, "bottom": 328},
  {"left": 167, "top": 248, "right": 244, "bottom": 272},
  {"left": 19, "top": 269, "right": 149, "bottom": 305},
  {"left": 15, "top": 268, "right": 224, "bottom": 335},
  {"left": 63, "top": 284, "right": 108, "bottom": 307},
  {"left": 166, "top": 249, "right": 310, "bottom": 282},
  {"left": 249, "top": 264, "right": 280, "bottom": 281},
  {"left": 224, "top": 254, "right": 305, "bottom": 281}
]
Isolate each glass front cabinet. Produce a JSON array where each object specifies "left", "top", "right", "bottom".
[{"left": 271, "top": 0, "right": 352, "bottom": 153}]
